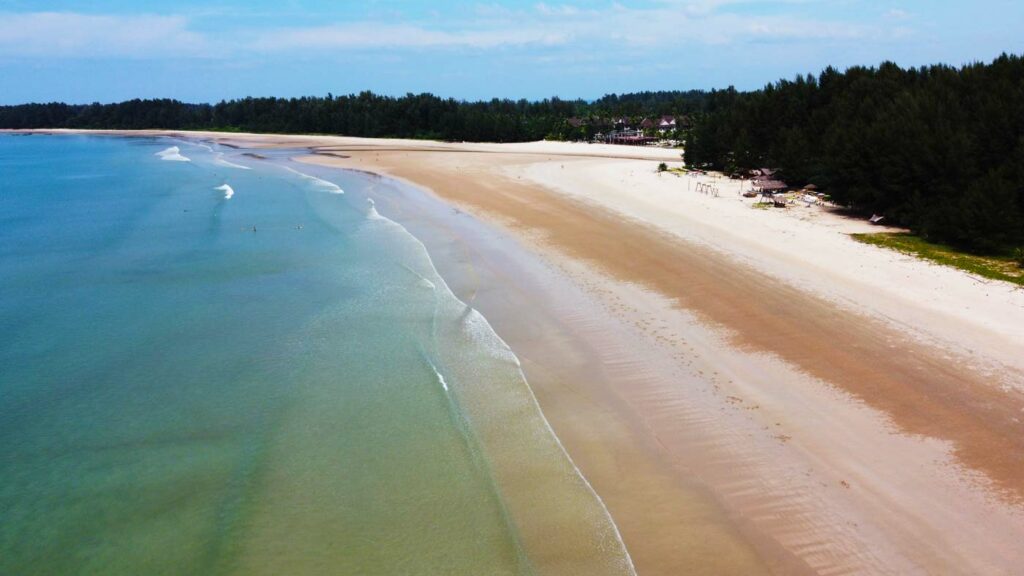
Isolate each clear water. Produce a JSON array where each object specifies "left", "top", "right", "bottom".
[{"left": 0, "top": 135, "right": 632, "bottom": 575}]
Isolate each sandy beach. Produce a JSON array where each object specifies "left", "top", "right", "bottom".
[{"left": 16, "top": 129, "right": 1024, "bottom": 574}]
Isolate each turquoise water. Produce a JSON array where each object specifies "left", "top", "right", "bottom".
[{"left": 0, "top": 135, "right": 631, "bottom": 575}]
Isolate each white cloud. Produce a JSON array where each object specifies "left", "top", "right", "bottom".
[
  {"left": 0, "top": 4, "right": 902, "bottom": 60},
  {"left": 884, "top": 8, "right": 911, "bottom": 20},
  {"left": 0, "top": 12, "right": 208, "bottom": 58},
  {"left": 251, "top": 23, "right": 567, "bottom": 51},
  {"left": 535, "top": 3, "right": 582, "bottom": 16},
  {"left": 518, "top": 2, "right": 869, "bottom": 48}
]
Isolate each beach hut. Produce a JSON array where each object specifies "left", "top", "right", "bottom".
[
  {"left": 751, "top": 179, "right": 789, "bottom": 206},
  {"left": 752, "top": 179, "right": 788, "bottom": 193}
]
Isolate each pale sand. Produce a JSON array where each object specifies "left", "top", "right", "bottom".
[
  {"left": 294, "top": 143, "right": 1024, "bottom": 574},
  {"left": 13, "top": 130, "right": 1024, "bottom": 574}
]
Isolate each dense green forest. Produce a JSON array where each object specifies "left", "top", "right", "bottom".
[
  {"left": 0, "top": 91, "right": 700, "bottom": 142},
  {"left": 685, "top": 54, "right": 1024, "bottom": 252},
  {"left": 1, "top": 55, "right": 1021, "bottom": 251}
]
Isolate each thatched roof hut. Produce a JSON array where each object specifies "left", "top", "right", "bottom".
[{"left": 753, "top": 179, "right": 788, "bottom": 191}]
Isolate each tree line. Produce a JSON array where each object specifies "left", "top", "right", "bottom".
[
  {"left": 2, "top": 55, "right": 1021, "bottom": 251},
  {"left": 0, "top": 91, "right": 702, "bottom": 143},
  {"left": 685, "top": 54, "right": 1024, "bottom": 252}
]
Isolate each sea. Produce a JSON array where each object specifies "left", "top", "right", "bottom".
[{"left": 0, "top": 134, "right": 632, "bottom": 575}]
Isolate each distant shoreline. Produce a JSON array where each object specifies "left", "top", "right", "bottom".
[{"left": 10, "top": 129, "right": 1024, "bottom": 574}]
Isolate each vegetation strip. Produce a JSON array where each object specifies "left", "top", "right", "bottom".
[{"left": 852, "top": 233, "right": 1024, "bottom": 286}]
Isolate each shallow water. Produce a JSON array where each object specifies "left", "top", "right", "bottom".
[{"left": 0, "top": 135, "right": 631, "bottom": 575}]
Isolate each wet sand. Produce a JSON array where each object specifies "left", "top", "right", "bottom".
[
  {"left": 343, "top": 172, "right": 786, "bottom": 575},
  {"left": 13, "top": 130, "right": 1024, "bottom": 574},
  {"left": 297, "top": 146, "right": 1024, "bottom": 574}
]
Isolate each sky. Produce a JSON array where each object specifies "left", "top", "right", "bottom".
[{"left": 0, "top": 1, "right": 1021, "bottom": 104}]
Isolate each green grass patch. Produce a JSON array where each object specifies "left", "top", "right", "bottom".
[{"left": 851, "top": 233, "right": 1024, "bottom": 286}]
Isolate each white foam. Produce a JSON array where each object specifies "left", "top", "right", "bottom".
[
  {"left": 359, "top": 182, "right": 637, "bottom": 575},
  {"left": 284, "top": 166, "right": 344, "bottom": 194},
  {"left": 215, "top": 153, "right": 251, "bottom": 170},
  {"left": 366, "top": 197, "right": 384, "bottom": 220},
  {"left": 426, "top": 359, "right": 450, "bottom": 392},
  {"left": 172, "top": 140, "right": 248, "bottom": 169},
  {"left": 155, "top": 146, "right": 190, "bottom": 162},
  {"left": 214, "top": 184, "right": 234, "bottom": 200}
]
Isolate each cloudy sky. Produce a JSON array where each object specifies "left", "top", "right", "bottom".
[{"left": 0, "top": 1, "right": 1020, "bottom": 103}]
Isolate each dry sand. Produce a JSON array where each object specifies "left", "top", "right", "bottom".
[{"left": 14, "top": 130, "right": 1024, "bottom": 574}]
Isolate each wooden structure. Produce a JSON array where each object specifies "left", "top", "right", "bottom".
[
  {"left": 750, "top": 177, "right": 788, "bottom": 206},
  {"left": 599, "top": 128, "right": 658, "bottom": 146},
  {"left": 695, "top": 181, "right": 720, "bottom": 197},
  {"left": 752, "top": 179, "right": 788, "bottom": 193}
]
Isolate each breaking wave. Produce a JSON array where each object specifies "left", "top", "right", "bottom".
[
  {"left": 284, "top": 166, "right": 344, "bottom": 194},
  {"left": 155, "top": 146, "right": 190, "bottom": 162},
  {"left": 359, "top": 185, "right": 637, "bottom": 575},
  {"left": 214, "top": 184, "right": 234, "bottom": 199},
  {"left": 215, "top": 153, "right": 251, "bottom": 170},
  {"left": 366, "top": 197, "right": 384, "bottom": 220}
]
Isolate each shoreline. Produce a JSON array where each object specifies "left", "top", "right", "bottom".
[
  {"left": 293, "top": 142, "right": 1024, "bottom": 573},
  {"left": 11, "top": 130, "right": 1024, "bottom": 574},
  {"left": 302, "top": 160, "right": 785, "bottom": 574}
]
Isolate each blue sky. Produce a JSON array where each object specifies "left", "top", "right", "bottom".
[{"left": 0, "top": 1, "right": 1021, "bottom": 104}]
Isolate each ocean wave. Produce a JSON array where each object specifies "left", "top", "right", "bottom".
[
  {"left": 361, "top": 184, "right": 636, "bottom": 575},
  {"left": 425, "top": 357, "right": 450, "bottom": 392},
  {"left": 400, "top": 263, "right": 438, "bottom": 291},
  {"left": 366, "top": 197, "right": 384, "bottom": 220},
  {"left": 155, "top": 146, "right": 190, "bottom": 162},
  {"left": 172, "top": 140, "right": 249, "bottom": 169},
  {"left": 215, "top": 153, "right": 251, "bottom": 170},
  {"left": 284, "top": 166, "right": 344, "bottom": 194},
  {"left": 214, "top": 184, "right": 234, "bottom": 199}
]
